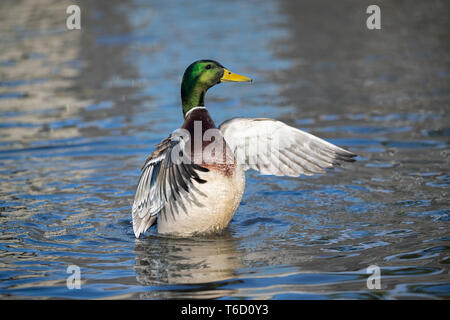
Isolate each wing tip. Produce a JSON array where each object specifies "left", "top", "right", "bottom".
[
  {"left": 331, "top": 151, "right": 357, "bottom": 168},
  {"left": 133, "top": 226, "right": 141, "bottom": 239},
  {"left": 339, "top": 151, "right": 357, "bottom": 162},
  {"left": 132, "top": 214, "right": 142, "bottom": 238}
]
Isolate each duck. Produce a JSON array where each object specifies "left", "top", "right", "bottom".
[{"left": 132, "top": 59, "right": 356, "bottom": 238}]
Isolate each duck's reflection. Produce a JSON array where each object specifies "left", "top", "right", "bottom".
[{"left": 134, "top": 230, "right": 243, "bottom": 296}]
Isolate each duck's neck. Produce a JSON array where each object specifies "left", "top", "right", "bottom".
[{"left": 181, "top": 79, "right": 206, "bottom": 118}]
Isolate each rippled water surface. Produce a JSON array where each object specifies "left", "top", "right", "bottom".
[{"left": 0, "top": 0, "right": 449, "bottom": 299}]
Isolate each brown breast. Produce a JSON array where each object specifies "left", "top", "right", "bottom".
[{"left": 181, "top": 108, "right": 236, "bottom": 176}]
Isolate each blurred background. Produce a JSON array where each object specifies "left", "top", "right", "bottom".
[{"left": 0, "top": 0, "right": 449, "bottom": 299}]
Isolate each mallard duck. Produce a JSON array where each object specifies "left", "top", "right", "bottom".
[{"left": 132, "top": 60, "right": 356, "bottom": 238}]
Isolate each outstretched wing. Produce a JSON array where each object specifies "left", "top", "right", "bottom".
[
  {"left": 132, "top": 133, "right": 209, "bottom": 238},
  {"left": 219, "top": 118, "right": 356, "bottom": 176}
]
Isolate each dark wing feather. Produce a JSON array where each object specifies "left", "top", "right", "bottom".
[{"left": 131, "top": 133, "right": 209, "bottom": 238}]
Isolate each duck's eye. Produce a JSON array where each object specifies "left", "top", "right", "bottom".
[{"left": 205, "top": 64, "right": 211, "bottom": 70}]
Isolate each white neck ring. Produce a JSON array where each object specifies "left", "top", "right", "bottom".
[{"left": 184, "top": 106, "right": 206, "bottom": 118}]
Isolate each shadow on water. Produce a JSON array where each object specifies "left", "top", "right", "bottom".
[
  {"left": 133, "top": 231, "right": 243, "bottom": 299},
  {"left": 0, "top": 0, "right": 449, "bottom": 299}
]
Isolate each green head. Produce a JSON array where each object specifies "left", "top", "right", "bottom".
[{"left": 181, "top": 60, "right": 252, "bottom": 117}]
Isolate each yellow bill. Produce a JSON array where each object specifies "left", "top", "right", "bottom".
[{"left": 221, "top": 68, "right": 252, "bottom": 82}]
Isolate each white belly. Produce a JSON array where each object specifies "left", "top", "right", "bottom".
[{"left": 157, "top": 165, "right": 245, "bottom": 236}]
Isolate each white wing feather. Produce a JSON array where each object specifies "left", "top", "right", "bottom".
[{"left": 219, "top": 118, "right": 356, "bottom": 177}]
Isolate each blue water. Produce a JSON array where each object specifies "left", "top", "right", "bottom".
[{"left": 0, "top": 0, "right": 449, "bottom": 299}]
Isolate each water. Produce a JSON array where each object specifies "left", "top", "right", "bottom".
[{"left": 0, "top": 0, "right": 449, "bottom": 299}]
